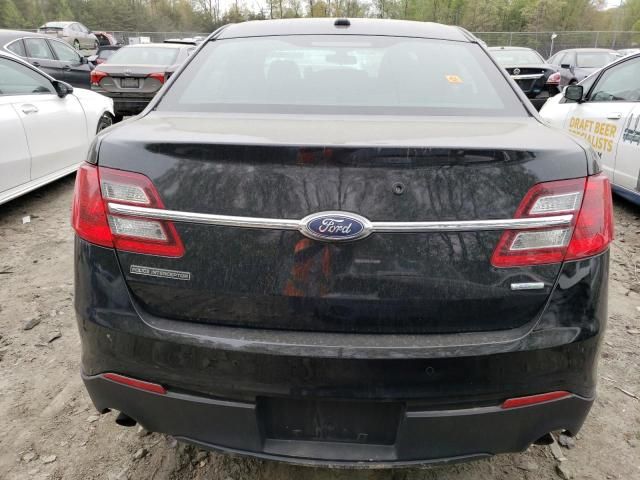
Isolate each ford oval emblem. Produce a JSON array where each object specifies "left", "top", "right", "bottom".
[{"left": 300, "top": 211, "right": 372, "bottom": 242}]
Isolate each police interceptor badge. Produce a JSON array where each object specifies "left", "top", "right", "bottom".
[{"left": 130, "top": 265, "right": 191, "bottom": 281}]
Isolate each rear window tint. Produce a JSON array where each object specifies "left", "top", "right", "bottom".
[
  {"left": 107, "top": 46, "right": 179, "bottom": 66},
  {"left": 99, "top": 49, "right": 118, "bottom": 60},
  {"left": 576, "top": 52, "right": 618, "bottom": 68},
  {"left": 157, "top": 35, "right": 526, "bottom": 116},
  {"left": 491, "top": 49, "right": 544, "bottom": 65}
]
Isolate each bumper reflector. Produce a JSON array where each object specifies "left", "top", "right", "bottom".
[
  {"left": 501, "top": 390, "right": 570, "bottom": 409},
  {"left": 102, "top": 373, "right": 167, "bottom": 395}
]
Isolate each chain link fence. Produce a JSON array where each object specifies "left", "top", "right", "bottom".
[
  {"left": 106, "top": 31, "right": 210, "bottom": 45},
  {"left": 24, "top": 28, "right": 640, "bottom": 56},
  {"left": 474, "top": 31, "right": 640, "bottom": 58}
]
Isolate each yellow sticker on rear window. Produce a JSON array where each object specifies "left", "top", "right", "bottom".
[{"left": 446, "top": 75, "right": 463, "bottom": 84}]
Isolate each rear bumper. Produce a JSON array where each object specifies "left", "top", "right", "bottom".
[
  {"left": 75, "top": 237, "right": 608, "bottom": 465},
  {"left": 527, "top": 86, "right": 560, "bottom": 110},
  {"left": 112, "top": 99, "right": 149, "bottom": 116},
  {"left": 84, "top": 372, "right": 592, "bottom": 467},
  {"left": 90, "top": 88, "right": 152, "bottom": 115}
]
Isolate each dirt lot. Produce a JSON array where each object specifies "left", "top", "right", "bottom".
[{"left": 0, "top": 176, "right": 638, "bottom": 480}]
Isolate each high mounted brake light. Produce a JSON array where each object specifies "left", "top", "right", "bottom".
[
  {"left": 71, "top": 164, "right": 184, "bottom": 257},
  {"left": 491, "top": 175, "right": 613, "bottom": 267}
]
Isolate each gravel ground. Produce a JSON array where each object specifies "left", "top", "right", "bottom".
[{"left": 0, "top": 175, "right": 638, "bottom": 480}]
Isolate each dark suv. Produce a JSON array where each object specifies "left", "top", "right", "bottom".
[{"left": 72, "top": 19, "right": 613, "bottom": 467}]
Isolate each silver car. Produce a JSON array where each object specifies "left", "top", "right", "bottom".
[
  {"left": 547, "top": 48, "right": 619, "bottom": 87},
  {"left": 90, "top": 43, "right": 195, "bottom": 121},
  {"left": 37, "top": 21, "right": 98, "bottom": 51}
]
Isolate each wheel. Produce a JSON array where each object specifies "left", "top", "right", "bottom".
[
  {"left": 96, "top": 113, "right": 114, "bottom": 132},
  {"left": 73, "top": 39, "right": 80, "bottom": 50}
]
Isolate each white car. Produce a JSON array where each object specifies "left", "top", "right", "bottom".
[
  {"left": 540, "top": 52, "right": 640, "bottom": 206},
  {"left": 0, "top": 51, "right": 114, "bottom": 206}
]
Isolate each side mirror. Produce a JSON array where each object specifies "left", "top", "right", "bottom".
[
  {"left": 561, "top": 63, "right": 572, "bottom": 69},
  {"left": 564, "top": 84, "right": 584, "bottom": 102},
  {"left": 52, "top": 80, "right": 73, "bottom": 98}
]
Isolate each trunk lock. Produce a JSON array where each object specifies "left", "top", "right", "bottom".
[{"left": 392, "top": 182, "right": 405, "bottom": 195}]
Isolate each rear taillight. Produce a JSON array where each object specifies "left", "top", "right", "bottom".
[
  {"left": 71, "top": 164, "right": 184, "bottom": 257},
  {"left": 491, "top": 175, "right": 613, "bottom": 268},
  {"left": 546, "top": 72, "right": 561, "bottom": 85},
  {"left": 148, "top": 72, "right": 166, "bottom": 84},
  {"left": 71, "top": 163, "right": 112, "bottom": 248},
  {"left": 565, "top": 174, "right": 613, "bottom": 260},
  {"left": 91, "top": 70, "right": 108, "bottom": 86}
]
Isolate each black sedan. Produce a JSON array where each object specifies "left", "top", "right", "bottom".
[
  {"left": 73, "top": 19, "right": 612, "bottom": 467},
  {"left": 0, "top": 29, "right": 92, "bottom": 88},
  {"left": 489, "top": 46, "right": 560, "bottom": 109}
]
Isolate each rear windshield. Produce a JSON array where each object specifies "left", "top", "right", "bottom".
[
  {"left": 157, "top": 35, "right": 526, "bottom": 116},
  {"left": 491, "top": 49, "right": 544, "bottom": 66},
  {"left": 40, "top": 23, "right": 66, "bottom": 29},
  {"left": 577, "top": 52, "right": 618, "bottom": 68},
  {"left": 99, "top": 49, "right": 118, "bottom": 60},
  {"left": 106, "top": 46, "right": 180, "bottom": 66}
]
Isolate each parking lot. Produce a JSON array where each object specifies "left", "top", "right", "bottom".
[{"left": 0, "top": 176, "right": 638, "bottom": 480}]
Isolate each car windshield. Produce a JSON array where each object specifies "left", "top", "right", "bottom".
[
  {"left": 577, "top": 52, "right": 617, "bottom": 68},
  {"left": 491, "top": 49, "right": 543, "bottom": 65},
  {"left": 158, "top": 35, "right": 525, "bottom": 116},
  {"left": 106, "top": 46, "right": 179, "bottom": 66}
]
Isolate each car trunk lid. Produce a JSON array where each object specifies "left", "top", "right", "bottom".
[
  {"left": 94, "top": 65, "right": 166, "bottom": 93},
  {"left": 97, "top": 113, "right": 589, "bottom": 334}
]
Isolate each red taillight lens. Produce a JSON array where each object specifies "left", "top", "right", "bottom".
[
  {"left": 491, "top": 175, "right": 613, "bottom": 268},
  {"left": 71, "top": 164, "right": 185, "bottom": 257},
  {"left": 148, "top": 72, "right": 166, "bottom": 84},
  {"left": 71, "top": 164, "right": 113, "bottom": 248},
  {"left": 501, "top": 391, "right": 571, "bottom": 409},
  {"left": 546, "top": 72, "right": 561, "bottom": 85},
  {"left": 90, "top": 69, "right": 108, "bottom": 86},
  {"left": 565, "top": 174, "right": 613, "bottom": 260}
]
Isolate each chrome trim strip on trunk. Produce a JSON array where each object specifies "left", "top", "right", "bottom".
[
  {"left": 108, "top": 203, "right": 574, "bottom": 233},
  {"left": 510, "top": 282, "right": 546, "bottom": 291},
  {"left": 511, "top": 73, "right": 545, "bottom": 80}
]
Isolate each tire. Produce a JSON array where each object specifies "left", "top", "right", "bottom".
[
  {"left": 73, "top": 39, "right": 80, "bottom": 50},
  {"left": 96, "top": 113, "right": 114, "bottom": 132}
]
